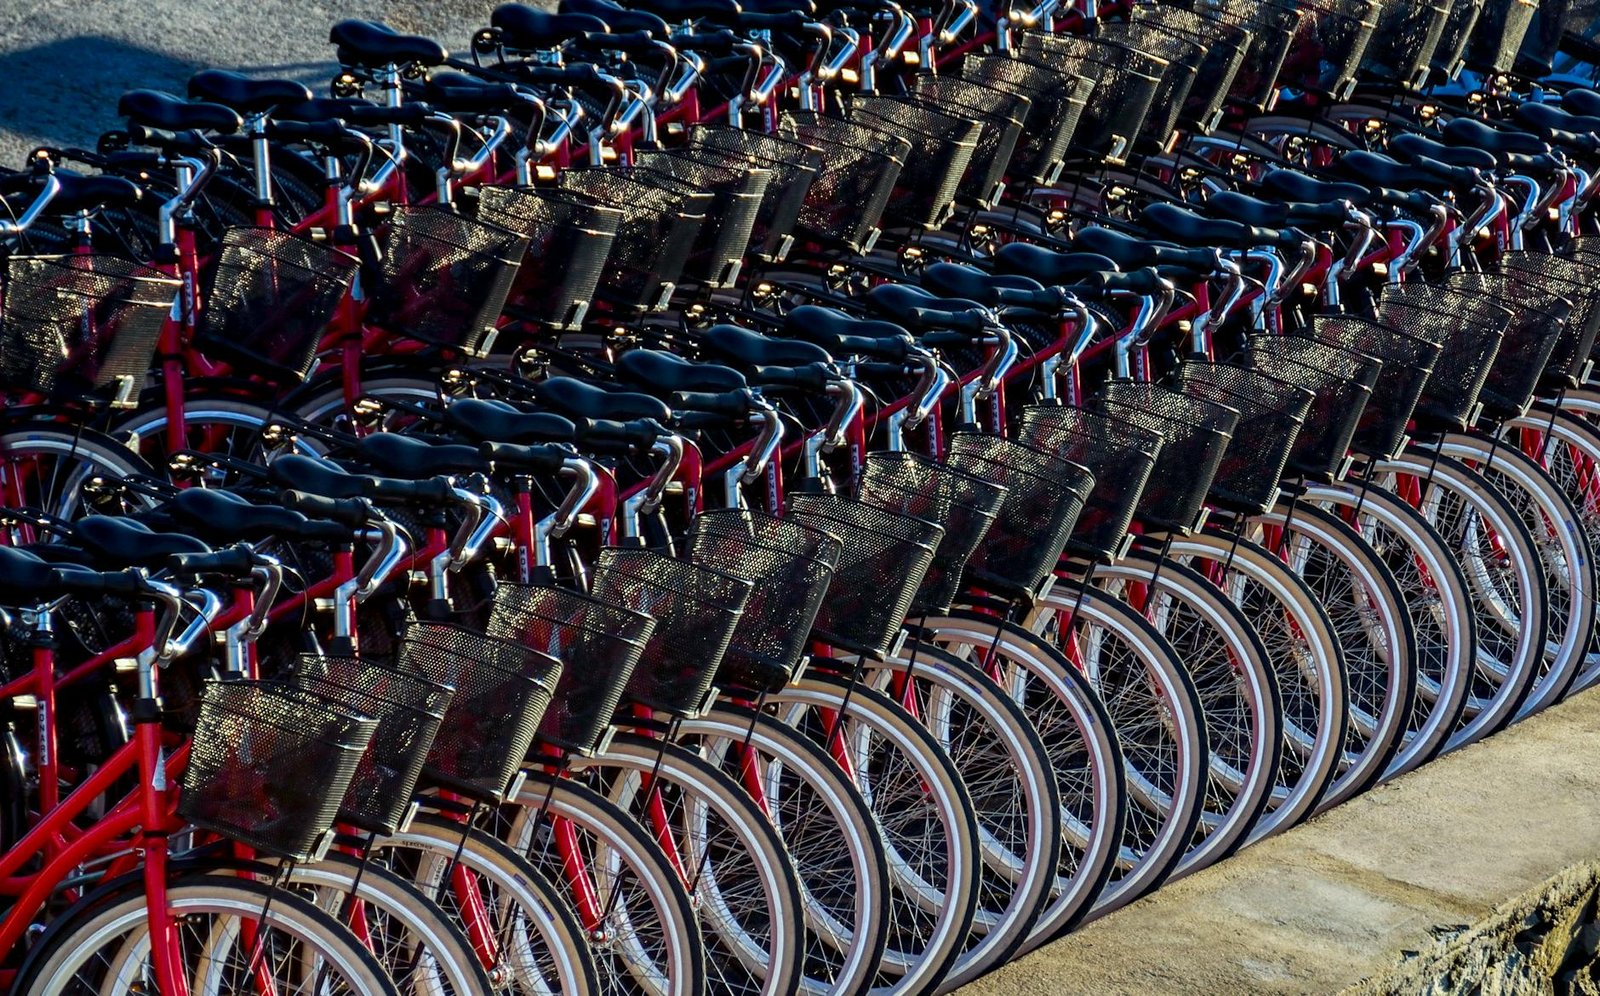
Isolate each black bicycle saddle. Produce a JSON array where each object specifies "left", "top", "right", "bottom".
[{"left": 330, "top": 20, "right": 448, "bottom": 68}]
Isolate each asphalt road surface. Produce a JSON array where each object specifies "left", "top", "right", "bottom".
[{"left": 0, "top": 0, "right": 523, "bottom": 165}]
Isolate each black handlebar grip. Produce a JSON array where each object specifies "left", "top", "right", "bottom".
[
  {"left": 166, "top": 547, "right": 258, "bottom": 577},
  {"left": 671, "top": 390, "right": 756, "bottom": 417},
  {"left": 580, "top": 418, "right": 667, "bottom": 451},
  {"left": 480, "top": 440, "right": 570, "bottom": 473},
  {"left": 278, "top": 490, "right": 375, "bottom": 528}
]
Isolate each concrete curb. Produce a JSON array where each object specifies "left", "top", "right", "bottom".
[
  {"left": 1345, "top": 862, "right": 1600, "bottom": 996},
  {"left": 956, "top": 685, "right": 1600, "bottom": 995}
]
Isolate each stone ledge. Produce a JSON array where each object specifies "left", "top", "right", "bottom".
[
  {"left": 955, "top": 686, "right": 1600, "bottom": 995},
  {"left": 1347, "top": 863, "right": 1600, "bottom": 996}
]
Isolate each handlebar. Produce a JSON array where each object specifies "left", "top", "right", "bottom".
[
  {"left": 168, "top": 587, "right": 226, "bottom": 662},
  {"left": 0, "top": 173, "right": 61, "bottom": 237},
  {"left": 446, "top": 484, "right": 498, "bottom": 569},
  {"left": 158, "top": 151, "right": 220, "bottom": 246},
  {"left": 740, "top": 395, "right": 785, "bottom": 484},
  {"left": 552, "top": 456, "right": 601, "bottom": 537},
  {"left": 357, "top": 518, "right": 407, "bottom": 600},
  {"left": 1112, "top": 281, "right": 1176, "bottom": 378}
]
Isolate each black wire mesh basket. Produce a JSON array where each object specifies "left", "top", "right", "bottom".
[
  {"left": 1360, "top": 0, "right": 1454, "bottom": 89},
  {"left": 289, "top": 655, "right": 453, "bottom": 836},
  {"left": 1017, "top": 33, "right": 1165, "bottom": 165},
  {"left": 945, "top": 432, "right": 1094, "bottom": 601},
  {"left": 485, "top": 583, "right": 655, "bottom": 756},
  {"left": 365, "top": 205, "right": 529, "bottom": 355},
  {"left": 686, "top": 508, "right": 842, "bottom": 693},
  {"left": 1307, "top": 314, "right": 1442, "bottom": 459},
  {"left": 910, "top": 75, "right": 1030, "bottom": 206},
  {"left": 1103, "top": 21, "right": 1201, "bottom": 149},
  {"left": 858, "top": 450, "right": 1008, "bottom": 615},
  {"left": 178, "top": 678, "right": 376, "bottom": 861},
  {"left": 1244, "top": 334, "right": 1381, "bottom": 480},
  {"left": 1018, "top": 402, "right": 1164, "bottom": 562},
  {"left": 690, "top": 126, "right": 825, "bottom": 261},
  {"left": 786, "top": 492, "right": 944, "bottom": 659},
  {"left": 1174, "top": 361, "right": 1314, "bottom": 515},
  {"left": 557, "top": 167, "right": 709, "bottom": 313},
  {"left": 196, "top": 228, "right": 359, "bottom": 381},
  {"left": 1494, "top": 250, "right": 1600, "bottom": 388},
  {"left": 476, "top": 185, "right": 621, "bottom": 331},
  {"left": 1283, "top": 0, "right": 1381, "bottom": 98},
  {"left": 590, "top": 547, "right": 752, "bottom": 717},
  {"left": 1377, "top": 285, "right": 1509, "bottom": 431},
  {"left": 1559, "top": 236, "right": 1600, "bottom": 364},
  {"left": 846, "top": 96, "right": 982, "bottom": 230},
  {"left": 1128, "top": 5, "right": 1252, "bottom": 133},
  {"left": 0, "top": 254, "right": 176, "bottom": 396},
  {"left": 1169, "top": 0, "right": 1304, "bottom": 113},
  {"left": 778, "top": 112, "right": 908, "bottom": 251},
  {"left": 1433, "top": 0, "right": 1488, "bottom": 79},
  {"left": 1444, "top": 269, "right": 1570, "bottom": 419},
  {"left": 1464, "top": 0, "right": 1538, "bottom": 73},
  {"left": 959, "top": 54, "right": 1094, "bottom": 183},
  {"left": 394, "top": 622, "right": 562, "bottom": 800},
  {"left": 634, "top": 148, "right": 771, "bottom": 288},
  {"left": 1091, "top": 381, "right": 1239, "bottom": 534}
]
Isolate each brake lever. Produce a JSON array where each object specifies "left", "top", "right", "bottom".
[
  {"left": 859, "top": 5, "right": 914, "bottom": 89},
  {"left": 525, "top": 98, "right": 583, "bottom": 178},
  {"left": 1112, "top": 284, "right": 1175, "bottom": 379},
  {"left": 1193, "top": 258, "right": 1244, "bottom": 354},
  {"left": 664, "top": 49, "right": 707, "bottom": 106},
  {"left": 158, "top": 151, "right": 218, "bottom": 245},
  {"left": 535, "top": 454, "right": 603, "bottom": 559},
  {"left": 822, "top": 378, "right": 865, "bottom": 450}
]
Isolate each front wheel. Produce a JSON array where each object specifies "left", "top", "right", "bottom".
[
  {"left": 16, "top": 875, "right": 399, "bottom": 995},
  {"left": 570, "top": 734, "right": 807, "bottom": 996},
  {"left": 765, "top": 673, "right": 981, "bottom": 995}
]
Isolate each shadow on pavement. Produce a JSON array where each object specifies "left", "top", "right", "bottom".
[{"left": 0, "top": 35, "right": 338, "bottom": 164}]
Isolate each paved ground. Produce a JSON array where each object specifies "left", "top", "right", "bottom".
[
  {"left": 0, "top": 0, "right": 521, "bottom": 165},
  {"left": 9, "top": 5, "right": 1600, "bottom": 993},
  {"left": 956, "top": 684, "right": 1600, "bottom": 995}
]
